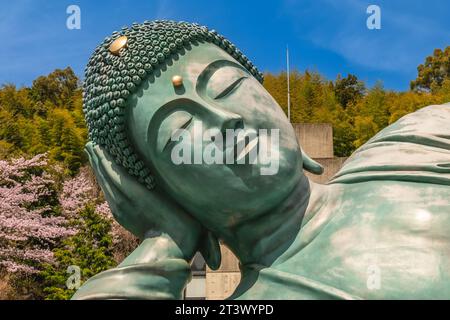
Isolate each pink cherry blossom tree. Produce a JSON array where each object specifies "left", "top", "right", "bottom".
[
  {"left": 59, "top": 167, "right": 139, "bottom": 261},
  {"left": 59, "top": 167, "right": 95, "bottom": 218},
  {"left": 0, "top": 154, "right": 76, "bottom": 274}
]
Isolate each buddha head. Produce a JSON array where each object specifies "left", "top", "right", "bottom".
[{"left": 84, "top": 20, "right": 321, "bottom": 240}]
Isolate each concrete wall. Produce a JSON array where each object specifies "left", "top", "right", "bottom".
[
  {"left": 293, "top": 123, "right": 333, "bottom": 159},
  {"left": 205, "top": 245, "right": 241, "bottom": 300}
]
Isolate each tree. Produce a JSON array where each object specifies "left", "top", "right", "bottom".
[
  {"left": 0, "top": 84, "right": 34, "bottom": 117},
  {"left": 334, "top": 74, "right": 366, "bottom": 109},
  {"left": 0, "top": 154, "right": 75, "bottom": 275},
  {"left": 30, "top": 67, "right": 79, "bottom": 109},
  {"left": 436, "top": 78, "right": 450, "bottom": 102},
  {"left": 41, "top": 204, "right": 116, "bottom": 300},
  {"left": 0, "top": 109, "right": 25, "bottom": 152},
  {"left": 0, "top": 70, "right": 86, "bottom": 174},
  {"left": 47, "top": 109, "right": 85, "bottom": 175},
  {"left": 41, "top": 168, "right": 136, "bottom": 300},
  {"left": 353, "top": 115, "right": 379, "bottom": 148},
  {"left": 411, "top": 46, "right": 450, "bottom": 92},
  {"left": 386, "top": 91, "right": 442, "bottom": 124},
  {"left": 332, "top": 112, "right": 357, "bottom": 157},
  {"left": 264, "top": 70, "right": 357, "bottom": 156},
  {"left": 1, "top": 164, "right": 138, "bottom": 299}
]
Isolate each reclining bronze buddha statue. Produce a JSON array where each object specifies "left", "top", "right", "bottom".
[{"left": 72, "top": 20, "right": 450, "bottom": 300}]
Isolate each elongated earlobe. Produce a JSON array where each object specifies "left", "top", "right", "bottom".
[
  {"left": 301, "top": 147, "right": 324, "bottom": 175},
  {"left": 199, "top": 230, "right": 221, "bottom": 270}
]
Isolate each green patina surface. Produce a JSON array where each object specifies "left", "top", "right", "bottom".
[
  {"left": 73, "top": 20, "right": 450, "bottom": 300},
  {"left": 83, "top": 20, "right": 263, "bottom": 190}
]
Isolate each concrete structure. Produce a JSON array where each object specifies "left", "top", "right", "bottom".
[
  {"left": 205, "top": 245, "right": 241, "bottom": 300},
  {"left": 185, "top": 123, "right": 348, "bottom": 300},
  {"left": 294, "top": 123, "right": 334, "bottom": 159},
  {"left": 295, "top": 123, "right": 347, "bottom": 183}
]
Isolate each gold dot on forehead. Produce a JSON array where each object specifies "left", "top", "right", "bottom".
[
  {"left": 172, "top": 75, "right": 183, "bottom": 87},
  {"left": 109, "top": 36, "right": 128, "bottom": 55}
]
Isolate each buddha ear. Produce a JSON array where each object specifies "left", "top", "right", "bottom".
[
  {"left": 301, "top": 147, "right": 324, "bottom": 175},
  {"left": 198, "top": 230, "right": 221, "bottom": 270}
]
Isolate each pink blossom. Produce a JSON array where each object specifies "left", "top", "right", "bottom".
[
  {"left": 0, "top": 154, "right": 75, "bottom": 274},
  {"left": 59, "top": 167, "right": 94, "bottom": 217},
  {"left": 95, "top": 201, "right": 112, "bottom": 219}
]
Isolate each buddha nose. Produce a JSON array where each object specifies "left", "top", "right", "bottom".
[
  {"left": 222, "top": 113, "right": 244, "bottom": 132},
  {"left": 208, "top": 106, "right": 244, "bottom": 132}
]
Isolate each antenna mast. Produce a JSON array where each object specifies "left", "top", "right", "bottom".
[{"left": 286, "top": 45, "right": 291, "bottom": 122}]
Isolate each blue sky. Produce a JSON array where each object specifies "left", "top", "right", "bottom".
[{"left": 0, "top": 0, "right": 448, "bottom": 90}]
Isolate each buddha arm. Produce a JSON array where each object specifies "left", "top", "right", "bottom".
[{"left": 71, "top": 233, "right": 191, "bottom": 300}]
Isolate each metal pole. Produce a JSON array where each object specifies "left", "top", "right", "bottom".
[{"left": 286, "top": 45, "right": 291, "bottom": 122}]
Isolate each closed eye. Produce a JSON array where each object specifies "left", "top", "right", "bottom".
[
  {"left": 214, "top": 76, "right": 247, "bottom": 100},
  {"left": 163, "top": 116, "right": 193, "bottom": 152}
]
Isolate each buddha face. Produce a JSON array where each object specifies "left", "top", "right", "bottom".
[{"left": 126, "top": 42, "right": 303, "bottom": 228}]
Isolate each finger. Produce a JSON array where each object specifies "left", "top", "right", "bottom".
[
  {"left": 86, "top": 143, "right": 126, "bottom": 205},
  {"left": 92, "top": 145, "right": 148, "bottom": 216},
  {"left": 85, "top": 142, "right": 100, "bottom": 172},
  {"left": 92, "top": 145, "right": 126, "bottom": 192}
]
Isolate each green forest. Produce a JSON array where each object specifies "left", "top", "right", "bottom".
[
  {"left": 0, "top": 45, "right": 449, "bottom": 299},
  {"left": 0, "top": 68, "right": 86, "bottom": 174}
]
